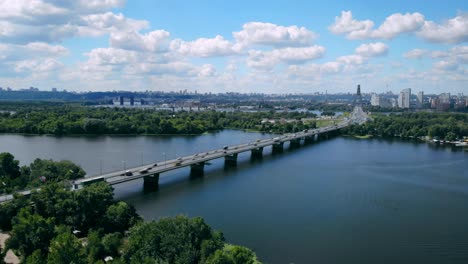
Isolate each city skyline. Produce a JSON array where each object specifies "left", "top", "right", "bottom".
[{"left": 0, "top": 0, "right": 467, "bottom": 94}]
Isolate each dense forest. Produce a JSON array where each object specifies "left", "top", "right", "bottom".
[
  {"left": 0, "top": 104, "right": 318, "bottom": 135},
  {"left": 344, "top": 112, "right": 468, "bottom": 140}
]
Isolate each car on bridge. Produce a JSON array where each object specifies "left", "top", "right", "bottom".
[
  {"left": 175, "top": 157, "right": 183, "bottom": 165},
  {"left": 139, "top": 168, "right": 151, "bottom": 174},
  {"left": 125, "top": 170, "right": 133, "bottom": 176}
]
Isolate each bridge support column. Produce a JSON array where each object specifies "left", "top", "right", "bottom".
[
  {"left": 290, "top": 138, "right": 301, "bottom": 148},
  {"left": 251, "top": 147, "right": 263, "bottom": 159},
  {"left": 190, "top": 162, "right": 205, "bottom": 176},
  {"left": 272, "top": 142, "right": 284, "bottom": 153},
  {"left": 224, "top": 153, "right": 238, "bottom": 166},
  {"left": 143, "top": 173, "right": 160, "bottom": 191}
]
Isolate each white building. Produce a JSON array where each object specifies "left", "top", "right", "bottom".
[
  {"left": 417, "top": 91, "right": 424, "bottom": 107},
  {"left": 398, "top": 88, "right": 411, "bottom": 108},
  {"left": 370, "top": 93, "right": 380, "bottom": 106}
]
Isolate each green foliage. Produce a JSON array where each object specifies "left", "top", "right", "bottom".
[
  {"left": 102, "top": 232, "right": 122, "bottom": 257},
  {"left": 74, "top": 182, "right": 114, "bottom": 232},
  {"left": 205, "top": 244, "right": 260, "bottom": 264},
  {"left": 104, "top": 201, "right": 142, "bottom": 233},
  {"left": 28, "top": 158, "right": 85, "bottom": 182},
  {"left": 6, "top": 208, "right": 55, "bottom": 257},
  {"left": 25, "top": 250, "right": 45, "bottom": 264},
  {"left": 344, "top": 112, "right": 468, "bottom": 140},
  {"left": 47, "top": 227, "right": 86, "bottom": 264},
  {"left": 0, "top": 153, "right": 86, "bottom": 194},
  {"left": 123, "top": 215, "right": 225, "bottom": 264},
  {"left": 0, "top": 152, "right": 20, "bottom": 179},
  {"left": 0, "top": 105, "right": 318, "bottom": 135},
  {"left": 0, "top": 194, "right": 29, "bottom": 230}
]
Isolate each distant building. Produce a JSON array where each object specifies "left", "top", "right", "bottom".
[
  {"left": 398, "top": 88, "right": 411, "bottom": 108},
  {"left": 417, "top": 91, "right": 424, "bottom": 107},
  {"left": 52, "top": 88, "right": 58, "bottom": 92},
  {"left": 119, "top": 96, "right": 124, "bottom": 105},
  {"left": 130, "top": 96, "right": 134, "bottom": 106},
  {"left": 370, "top": 93, "right": 380, "bottom": 106}
]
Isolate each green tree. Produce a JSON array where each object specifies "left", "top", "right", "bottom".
[
  {"left": 6, "top": 208, "right": 55, "bottom": 257},
  {"left": 103, "top": 201, "right": 141, "bottom": 233},
  {"left": 75, "top": 182, "right": 114, "bottom": 232},
  {"left": 85, "top": 230, "right": 105, "bottom": 263},
  {"left": 47, "top": 229, "right": 86, "bottom": 264},
  {"left": 205, "top": 244, "right": 260, "bottom": 264},
  {"left": 102, "top": 232, "right": 122, "bottom": 257},
  {"left": 0, "top": 152, "right": 20, "bottom": 179},
  {"left": 124, "top": 215, "right": 224, "bottom": 264},
  {"left": 25, "top": 249, "right": 45, "bottom": 264}
]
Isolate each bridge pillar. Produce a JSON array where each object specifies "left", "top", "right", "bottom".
[
  {"left": 190, "top": 162, "right": 205, "bottom": 176},
  {"left": 143, "top": 173, "right": 160, "bottom": 191},
  {"left": 251, "top": 147, "right": 263, "bottom": 159},
  {"left": 272, "top": 142, "right": 284, "bottom": 153},
  {"left": 290, "top": 138, "right": 301, "bottom": 148},
  {"left": 224, "top": 153, "right": 238, "bottom": 166}
]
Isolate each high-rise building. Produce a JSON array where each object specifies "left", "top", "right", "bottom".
[
  {"left": 130, "top": 96, "right": 134, "bottom": 106},
  {"left": 370, "top": 93, "right": 380, "bottom": 106},
  {"left": 398, "top": 88, "right": 411, "bottom": 108},
  {"left": 417, "top": 91, "right": 424, "bottom": 107},
  {"left": 119, "top": 96, "right": 124, "bottom": 105}
]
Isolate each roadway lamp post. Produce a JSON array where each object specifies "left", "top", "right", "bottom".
[
  {"left": 122, "top": 160, "right": 126, "bottom": 171},
  {"left": 100, "top": 159, "right": 102, "bottom": 175},
  {"left": 163, "top": 152, "right": 166, "bottom": 169}
]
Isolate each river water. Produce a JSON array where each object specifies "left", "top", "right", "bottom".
[{"left": 0, "top": 131, "right": 467, "bottom": 263}]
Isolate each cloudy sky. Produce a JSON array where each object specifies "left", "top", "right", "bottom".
[{"left": 0, "top": 0, "right": 467, "bottom": 94}]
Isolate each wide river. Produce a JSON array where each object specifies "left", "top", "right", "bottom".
[{"left": 1, "top": 131, "right": 467, "bottom": 263}]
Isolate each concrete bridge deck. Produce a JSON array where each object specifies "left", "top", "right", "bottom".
[{"left": 73, "top": 120, "right": 351, "bottom": 188}]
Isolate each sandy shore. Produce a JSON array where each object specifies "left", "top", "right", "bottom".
[{"left": 0, "top": 233, "right": 19, "bottom": 264}]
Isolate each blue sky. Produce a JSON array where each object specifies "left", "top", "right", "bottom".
[{"left": 0, "top": 0, "right": 467, "bottom": 94}]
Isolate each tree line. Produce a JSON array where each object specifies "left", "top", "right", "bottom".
[
  {"left": 0, "top": 104, "right": 317, "bottom": 135},
  {"left": 0, "top": 152, "right": 85, "bottom": 194},
  {"left": 344, "top": 112, "right": 468, "bottom": 140}
]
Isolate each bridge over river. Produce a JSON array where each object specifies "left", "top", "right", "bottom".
[
  {"left": 73, "top": 119, "right": 352, "bottom": 190},
  {"left": 0, "top": 86, "right": 370, "bottom": 202}
]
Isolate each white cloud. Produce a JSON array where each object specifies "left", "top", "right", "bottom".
[
  {"left": 371, "top": 12, "right": 425, "bottom": 39},
  {"left": 355, "top": 42, "right": 388, "bottom": 57},
  {"left": 14, "top": 58, "right": 63, "bottom": 73},
  {"left": 337, "top": 54, "right": 366, "bottom": 65},
  {"left": 110, "top": 30, "right": 170, "bottom": 52},
  {"left": 0, "top": 1, "right": 147, "bottom": 43},
  {"left": 233, "top": 22, "right": 317, "bottom": 48},
  {"left": 247, "top": 45, "right": 325, "bottom": 70},
  {"left": 329, "top": 11, "right": 424, "bottom": 40},
  {"left": 170, "top": 35, "right": 237, "bottom": 57},
  {"left": 418, "top": 14, "right": 468, "bottom": 44},
  {"left": 433, "top": 60, "right": 460, "bottom": 71},
  {"left": 85, "top": 48, "right": 140, "bottom": 65},
  {"left": 403, "top": 49, "right": 428, "bottom": 59},
  {"left": 328, "top": 11, "right": 374, "bottom": 38},
  {"left": 79, "top": 12, "right": 149, "bottom": 37}
]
